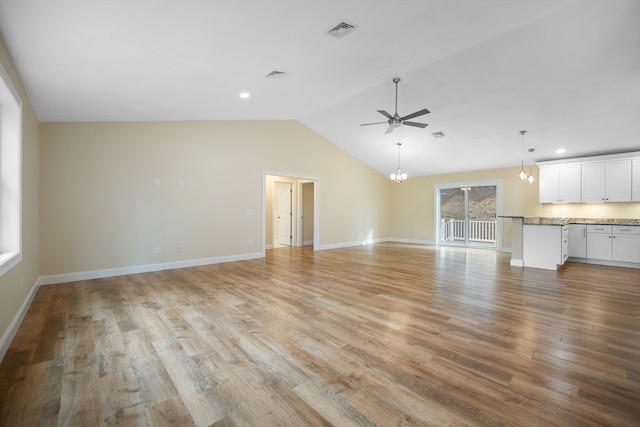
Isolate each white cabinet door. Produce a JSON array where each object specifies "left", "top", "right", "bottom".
[
  {"left": 612, "top": 235, "right": 640, "bottom": 263},
  {"left": 586, "top": 225, "right": 613, "bottom": 260},
  {"left": 582, "top": 160, "right": 632, "bottom": 202},
  {"left": 559, "top": 164, "right": 582, "bottom": 203},
  {"left": 539, "top": 166, "right": 559, "bottom": 204},
  {"left": 632, "top": 158, "right": 640, "bottom": 202},
  {"left": 582, "top": 162, "right": 606, "bottom": 202},
  {"left": 569, "top": 224, "right": 586, "bottom": 258},
  {"left": 606, "top": 160, "right": 632, "bottom": 202},
  {"left": 539, "top": 164, "right": 581, "bottom": 203},
  {"left": 612, "top": 226, "right": 640, "bottom": 263}
]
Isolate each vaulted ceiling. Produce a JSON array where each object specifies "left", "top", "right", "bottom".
[{"left": 1, "top": 0, "right": 638, "bottom": 177}]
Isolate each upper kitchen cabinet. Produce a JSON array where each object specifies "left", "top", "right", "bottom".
[
  {"left": 539, "top": 164, "right": 582, "bottom": 203},
  {"left": 633, "top": 158, "right": 640, "bottom": 202},
  {"left": 582, "top": 159, "right": 632, "bottom": 203},
  {"left": 537, "top": 152, "right": 639, "bottom": 204}
]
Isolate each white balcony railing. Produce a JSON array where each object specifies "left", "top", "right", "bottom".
[{"left": 440, "top": 219, "right": 496, "bottom": 244}]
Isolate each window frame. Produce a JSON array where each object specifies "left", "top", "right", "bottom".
[{"left": 0, "top": 61, "right": 23, "bottom": 277}]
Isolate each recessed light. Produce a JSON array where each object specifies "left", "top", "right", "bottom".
[
  {"left": 556, "top": 148, "right": 566, "bottom": 154},
  {"left": 239, "top": 92, "right": 250, "bottom": 99}
]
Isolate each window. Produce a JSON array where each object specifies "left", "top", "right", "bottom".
[{"left": 0, "top": 62, "right": 22, "bottom": 276}]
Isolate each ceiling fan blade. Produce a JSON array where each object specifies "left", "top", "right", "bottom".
[
  {"left": 385, "top": 126, "right": 395, "bottom": 134},
  {"left": 377, "top": 110, "right": 394, "bottom": 120},
  {"left": 402, "top": 121, "right": 429, "bottom": 128},
  {"left": 400, "top": 108, "right": 430, "bottom": 121},
  {"left": 360, "top": 121, "right": 387, "bottom": 126}
]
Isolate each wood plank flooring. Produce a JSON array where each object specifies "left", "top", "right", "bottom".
[{"left": 1, "top": 243, "right": 639, "bottom": 426}]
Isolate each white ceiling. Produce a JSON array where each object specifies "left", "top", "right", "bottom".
[{"left": 1, "top": 0, "right": 639, "bottom": 177}]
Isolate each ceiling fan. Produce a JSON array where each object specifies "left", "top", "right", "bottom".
[{"left": 360, "top": 77, "right": 430, "bottom": 134}]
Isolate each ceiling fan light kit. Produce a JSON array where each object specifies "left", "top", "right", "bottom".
[{"left": 361, "top": 77, "right": 430, "bottom": 134}]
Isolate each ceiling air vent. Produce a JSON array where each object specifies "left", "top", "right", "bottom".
[
  {"left": 265, "top": 70, "right": 286, "bottom": 79},
  {"left": 431, "top": 131, "right": 445, "bottom": 138},
  {"left": 327, "top": 21, "right": 357, "bottom": 38}
]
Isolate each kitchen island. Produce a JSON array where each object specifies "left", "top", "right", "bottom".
[{"left": 520, "top": 217, "right": 640, "bottom": 270}]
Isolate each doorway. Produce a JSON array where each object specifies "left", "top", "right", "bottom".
[
  {"left": 436, "top": 182, "right": 500, "bottom": 249},
  {"left": 265, "top": 174, "right": 317, "bottom": 250}
]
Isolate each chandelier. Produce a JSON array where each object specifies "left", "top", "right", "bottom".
[{"left": 390, "top": 142, "right": 407, "bottom": 183}]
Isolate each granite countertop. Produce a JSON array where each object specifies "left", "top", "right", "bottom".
[
  {"left": 523, "top": 217, "right": 569, "bottom": 226},
  {"left": 523, "top": 217, "right": 640, "bottom": 226}
]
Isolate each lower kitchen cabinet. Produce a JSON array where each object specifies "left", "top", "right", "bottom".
[
  {"left": 586, "top": 225, "right": 640, "bottom": 263},
  {"left": 612, "top": 226, "right": 640, "bottom": 263}
]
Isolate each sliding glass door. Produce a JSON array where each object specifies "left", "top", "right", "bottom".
[{"left": 437, "top": 182, "right": 499, "bottom": 248}]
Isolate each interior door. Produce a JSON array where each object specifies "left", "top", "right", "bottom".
[{"left": 276, "top": 182, "right": 292, "bottom": 246}]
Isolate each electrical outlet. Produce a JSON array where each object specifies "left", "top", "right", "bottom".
[
  {"left": 177, "top": 245, "right": 183, "bottom": 253},
  {"left": 248, "top": 240, "right": 253, "bottom": 246},
  {"left": 153, "top": 178, "right": 160, "bottom": 186},
  {"left": 153, "top": 247, "right": 160, "bottom": 255}
]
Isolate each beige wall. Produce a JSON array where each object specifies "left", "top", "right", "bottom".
[
  {"left": 40, "top": 121, "right": 391, "bottom": 276},
  {"left": 390, "top": 165, "right": 640, "bottom": 249},
  {"left": 0, "top": 37, "right": 40, "bottom": 347},
  {"left": 390, "top": 166, "right": 541, "bottom": 248}
]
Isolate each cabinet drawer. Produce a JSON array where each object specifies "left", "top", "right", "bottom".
[
  {"left": 587, "top": 225, "right": 612, "bottom": 233},
  {"left": 613, "top": 225, "right": 640, "bottom": 235}
]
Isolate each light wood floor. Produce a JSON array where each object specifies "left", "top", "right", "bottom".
[{"left": 1, "top": 243, "right": 639, "bottom": 426}]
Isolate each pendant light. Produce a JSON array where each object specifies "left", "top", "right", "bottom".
[
  {"left": 518, "top": 130, "right": 528, "bottom": 180},
  {"left": 527, "top": 148, "right": 535, "bottom": 184},
  {"left": 390, "top": 142, "right": 407, "bottom": 183}
]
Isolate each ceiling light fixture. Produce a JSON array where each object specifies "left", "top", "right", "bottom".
[
  {"left": 518, "top": 130, "right": 528, "bottom": 181},
  {"left": 239, "top": 92, "right": 250, "bottom": 99},
  {"left": 556, "top": 148, "right": 566, "bottom": 154},
  {"left": 390, "top": 142, "right": 407, "bottom": 183}
]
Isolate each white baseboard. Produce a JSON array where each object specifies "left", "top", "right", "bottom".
[
  {"left": 0, "top": 277, "right": 40, "bottom": 362},
  {"left": 37, "top": 252, "right": 264, "bottom": 286},
  {"left": 316, "top": 237, "right": 390, "bottom": 251},
  {"left": 387, "top": 237, "right": 435, "bottom": 246},
  {"left": 567, "top": 257, "right": 640, "bottom": 269}
]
